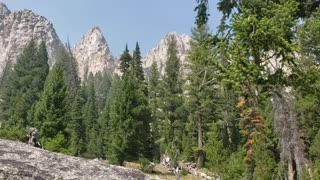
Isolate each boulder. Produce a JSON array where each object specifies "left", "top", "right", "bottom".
[
  {"left": 0, "top": 139, "right": 150, "bottom": 180},
  {"left": 152, "top": 164, "right": 172, "bottom": 174}
]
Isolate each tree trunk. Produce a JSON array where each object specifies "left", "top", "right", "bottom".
[
  {"left": 272, "top": 87, "right": 309, "bottom": 178},
  {"left": 288, "top": 156, "right": 295, "bottom": 180},
  {"left": 223, "top": 110, "right": 233, "bottom": 145},
  {"left": 197, "top": 120, "right": 204, "bottom": 168}
]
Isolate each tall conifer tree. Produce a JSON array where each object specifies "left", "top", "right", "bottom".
[
  {"left": 132, "top": 42, "right": 145, "bottom": 81},
  {"left": 82, "top": 73, "right": 101, "bottom": 158},
  {"left": 0, "top": 40, "right": 49, "bottom": 139},
  {"left": 158, "top": 38, "right": 186, "bottom": 162},
  {"left": 119, "top": 44, "right": 132, "bottom": 75},
  {"left": 33, "top": 62, "right": 69, "bottom": 152}
]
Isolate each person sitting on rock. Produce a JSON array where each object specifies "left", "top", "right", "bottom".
[{"left": 27, "top": 128, "right": 42, "bottom": 148}]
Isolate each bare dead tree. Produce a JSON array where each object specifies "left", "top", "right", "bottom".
[{"left": 272, "top": 86, "right": 310, "bottom": 180}]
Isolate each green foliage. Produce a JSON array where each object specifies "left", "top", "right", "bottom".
[
  {"left": 93, "top": 71, "right": 112, "bottom": 112},
  {"left": 0, "top": 127, "right": 27, "bottom": 141},
  {"left": 45, "top": 132, "right": 70, "bottom": 153},
  {"left": 295, "top": 9, "right": 320, "bottom": 155},
  {"left": 184, "top": 25, "right": 224, "bottom": 168},
  {"left": 224, "top": 148, "right": 246, "bottom": 180},
  {"left": 194, "top": 0, "right": 209, "bottom": 28},
  {"left": 103, "top": 66, "right": 152, "bottom": 163},
  {"left": 158, "top": 38, "right": 187, "bottom": 162},
  {"left": 131, "top": 42, "right": 145, "bottom": 81},
  {"left": 0, "top": 40, "right": 49, "bottom": 140},
  {"left": 119, "top": 44, "right": 132, "bottom": 75},
  {"left": 252, "top": 135, "right": 277, "bottom": 179},
  {"left": 206, "top": 123, "right": 230, "bottom": 177},
  {"left": 148, "top": 62, "right": 162, "bottom": 161},
  {"left": 66, "top": 92, "right": 85, "bottom": 156},
  {"left": 1, "top": 3, "right": 320, "bottom": 178},
  {"left": 56, "top": 48, "right": 80, "bottom": 101},
  {"left": 299, "top": 8, "right": 320, "bottom": 63},
  {"left": 310, "top": 130, "right": 320, "bottom": 161},
  {"left": 33, "top": 62, "right": 69, "bottom": 151},
  {"left": 307, "top": 129, "right": 320, "bottom": 178},
  {"left": 82, "top": 73, "right": 101, "bottom": 158}
]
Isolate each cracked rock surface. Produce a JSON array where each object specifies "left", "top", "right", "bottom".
[{"left": 0, "top": 139, "right": 150, "bottom": 180}]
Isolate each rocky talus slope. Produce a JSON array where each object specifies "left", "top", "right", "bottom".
[{"left": 0, "top": 139, "right": 150, "bottom": 180}]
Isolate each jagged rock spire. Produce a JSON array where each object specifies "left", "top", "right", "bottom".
[
  {"left": 73, "top": 26, "right": 115, "bottom": 80},
  {"left": 0, "top": 2, "right": 11, "bottom": 18},
  {"left": 142, "top": 32, "right": 192, "bottom": 76}
]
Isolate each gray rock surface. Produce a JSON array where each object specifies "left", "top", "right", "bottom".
[
  {"left": 0, "top": 139, "right": 150, "bottom": 180},
  {"left": 72, "top": 26, "right": 115, "bottom": 80},
  {"left": 0, "top": 3, "right": 64, "bottom": 82},
  {"left": 142, "top": 32, "right": 192, "bottom": 77},
  {"left": 0, "top": 3, "right": 10, "bottom": 20}
]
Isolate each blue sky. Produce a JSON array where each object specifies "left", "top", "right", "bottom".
[{"left": 2, "top": 0, "right": 221, "bottom": 57}]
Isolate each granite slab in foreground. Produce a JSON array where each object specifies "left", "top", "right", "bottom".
[{"left": 0, "top": 139, "right": 150, "bottom": 180}]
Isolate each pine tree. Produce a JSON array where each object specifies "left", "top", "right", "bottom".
[
  {"left": 184, "top": 25, "right": 223, "bottom": 168},
  {"left": 82, "top": 73, "right": 101, "bottom": 158},
  {"left": 158, "top": 38, "right": 186, "bottom": 162},
  {"left": 206, "top": 122, "right": 230, "bottom": 178},
  {"left": 94, "top": 71, "right": 112, "bottom": 112},
  {"left": 104, "top": 77, "right": 127, "bottom": 164},
  {"left": 210, "top": 0, "right": 309, "bottom": 178},
  {"left": 99, "top": 75, "right": 116, "bottom": 160},
  {"left": 123, "top": 72, "right": 151, "bottom": 161},
  {"left": 119, "top": 44, "right": 132, "bottom": 75},
  {"left": 131, "top": 42, "right": 145, "bottom": 81},
  {"left": 0, "top": 40, "right": 49, "bottom": 140},
  {"left": 108, "top": 74, "right": 152, "bottom": 163},
  {"left": 33, "top": 62, "right": 69, "bottom": 152},
  {"left": 148, "top": 62, "right": 162, "bottom": 160},
  {"left": 67, "top": 92, "right": 85, "bottom": 156},
  {"left": 295, "top": 8, "right": 320, "bottom": 178},
  {"left": 56, "top": 48, "right": 80, "bottom": 101}
]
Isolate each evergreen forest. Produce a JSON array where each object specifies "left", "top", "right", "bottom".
[{"left": 1, "top": 0, "right": 320, "bottom": 179}]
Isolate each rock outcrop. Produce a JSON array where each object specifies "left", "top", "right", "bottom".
[
  {"left": 72, "top": 26, "right": 115, "bottom": 80},
  {"left": 0, "top": 3, "right": 192, "bottom": 83},
  {"left": 142, "top": 32, "right": 192, "bottom": 77},
  {"left": 0, "top": 3, "right": 10, "bottom": 20},
  {"left": 0, "top": 3, "right": 64, "bottom": 82},
  {"left": 0, "top": 139, "right": 150, "bottom": 180}
]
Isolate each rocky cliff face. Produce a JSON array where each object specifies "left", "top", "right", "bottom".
[
  {"left": 72, "top": 26, "right": 115, "bottom": 80},
  {"left": 142, "top": 32, "right": 192, "bottom": 77},
  {"left": 0, "top": 139, "right": 150, "bottom": 180},
  {"left": 0, "top": 3, "right": 191, "bottom": 82},
  {"left": 0, "top": 3, "right": 64, "bottom": 81}
]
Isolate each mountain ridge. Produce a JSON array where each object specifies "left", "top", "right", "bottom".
[
  {"left": 72, "top": 26, "right": 115, "bottom": 80},
  {"left": 0, "top": 3, "right": 64, "bottom": 84},
  {"left": 0, "top": 2, "right": 192, "bottom": 82}
]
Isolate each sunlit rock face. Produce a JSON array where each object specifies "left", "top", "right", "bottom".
[
  {"left": 142, "top": 32, "right": 192, "bottom": 77},
  {"left": 72, "top": 26, "right": 115, "bottom": 80},
  {"left": 0, "top": 139, "right": 150, "bottom": 180},
  {"left": 0, "top": 3, "right": 64, "bottom": 82}
]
